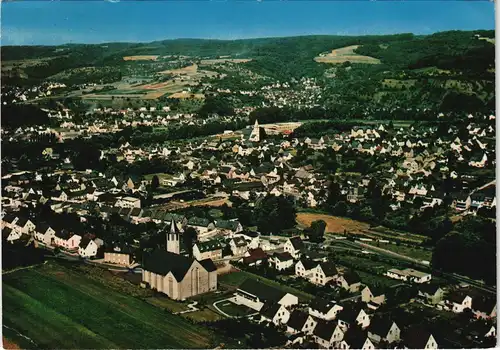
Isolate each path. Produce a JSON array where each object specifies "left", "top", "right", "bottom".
[
  {"left": 174, "top": 301, "right": 199, "bottom": 315},
  {"left": 339, "top": 294, "right": 361, "bottom": 303},
  {"left": 213, "top": 298, "right": 234, "bottom": 318},
  {"left": 2, "top": 261, "right": 47, "bottom": 275}
]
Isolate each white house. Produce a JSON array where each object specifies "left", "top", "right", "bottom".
[
  {"left": 286, "top": 309, "right": 318, "bottom": 335},
  {"left": 313, "top": 320, "right": 345, "bottom": 348},
  {"left": 54, "top": 230, "right": 82, "bottom": 250},
  {"left": 309, "top": 297, "right": 344, "bottom": 321},
  {"left": 284, "top": 236, "right": 304, "bottom": 259},
  {"left": 34, "top": 223, "right": 56, "bottom": 245},
  {"left": 295, "top": 259, "right": 316, "bottom": 278},
  {"left": 260, "top": 303, "right": 291, "bottom": 326},
  {"left": 310, "top": 262, "right": 338, "bottom": 286},
  {"left": 367, "top": 317, "right": 401, "bottom": 344},
  {"left": 270, "top": 252, "right": 294, "bottom": 271},
  {"left": 444, "top": 292, "right": 473, "bottom": 313},
  {"left": 386, "top": 268, "right": 432, "bottom": 284},
  {"left": 78, "top": 237, "right": 98, "bottom": 258}
]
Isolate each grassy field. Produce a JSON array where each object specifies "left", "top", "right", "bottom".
[
  {"left": 365, "top": 242, "right": 433, "bottom": 262},
  {"left": 123, "top": 55, "right": 159, "bottom": 61},
  {"left": 3, "top": 262, "right": 216, "bottom": 349},
  {"left": 315, "top": 45, "right": 381, "bottom": 65},
  {"left": 216, "top": 301, "right": 255, "bottom": 317},
  {"left": 296, "top": 212, "right": 370, "bottom": 234},
  {"left": 219, "top": 270, "right": 314, "bottom": 302}
]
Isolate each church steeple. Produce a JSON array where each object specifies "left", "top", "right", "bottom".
[
  {"left": 249, "top": 119, "right": 260, "bottom": 142},
  {"left": 166, "top": 220, "right": 180, "bottom": 255}
]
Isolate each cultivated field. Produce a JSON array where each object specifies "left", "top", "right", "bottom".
[
  {"left": 296, "top": 212, "right": 370, "bottom": 233},
  {"left": 3, "top": 262, "right": 215, "bottom": 349},
  {"left": 314, "top": 45, "right": 381, "bottom": 65},
  {"left": 200, "top": 58, "right": 252, "bottom": 65},
  {"left": 123, "top": 55, "right": 159, "bottom": 61}
]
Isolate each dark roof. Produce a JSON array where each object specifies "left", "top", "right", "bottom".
[
  {"left": 312, "top": 319, "right": 336, "bottom": 341},
  {"left": 232, "top": 236, "right": 247, "bottom": 247},
  {"left": 79, "top": 236, "right": 92, "bottom": 249},
  {"left": 342, "top": 270, "right": 361, "bottom": 285},
  {"left": 274, "top": 251, "right": 294, "bottom": 262},
  {"left": 2, "top": 227, "right": 12, "bottom": 239},
  {"left": 199, "top": 258, "right": 217, "bottom": 272},
  {"left": 364, "top": 284, "right": 385, "bottom": 296},
  {"left": 318, "top": 262, "right": 338, "bottom": 277},
  {"left": 419, "top": 283, "right": 443, "bottom": 295},
  {"left": 368, "top": 315, "right": 396, "bottom": 337},
  {"left": 298, "top": 259, "right": 317, "bottom": 271},
  {"left": 343, "top": 326, "right": 369, "bottom": 348},
  {"left": 244, "top": 248, "right": 268, "bottom": 261},
  {"left": 287, "top": 310, "right": 309, "bottom": 331},
  {"left": 310, "top": 297, "right": 339, "bottom": 314},
  {"left": 54, "top": 229, "right": 72, "bottom": 240},
  {"left": 260, "top": 302, "right": 281, "bottom": 319},
  {"left": 188, "top": 217, "right": 211, "bottom": 227},
  {"left": 196, "top": 240, "right": 223, "bottom": 253},
  {"left": 216, "top": 220, "right": 240, "bottom": 231},
  {"left": 472, "top": 297, "right": 496, "bottom": 313},
  {"left": 2, "top": 213, "right": 18, "bottom": 224},
  {"left": 35, "top": 222, "right": 51, "bottom": 233},
  {"left": 403, "top": 326, "right": 434, "bottom": 349},
  {"left": 447, "top": 291, "right": 470, "bottom": 304},
  {"left": 337, "top": 303, "right": 363, "bottom": 324},
  {"left": 15, "top": 217, "right": 30, "bottom": 227},
  {"left": 289, "top": 236, "right": 304, "bottom": 250},
  {"left": 142, "top": 249, "right": 194, "bottom": 281},
  {"left": 237, "top": 279, "right": 286, "bottom": 303}
]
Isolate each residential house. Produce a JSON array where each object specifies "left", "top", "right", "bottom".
[
  {"left": 104, "top": 245, "right": 134, "bottom": 266},
  {"left": 270, "top": 252, "right": 294, "bottom": 271},
  {"left": 386, "top": 268, "right": 432, "bottom": 284},
  {"left": 453, "top": 193, "right": 471, "bottom": 211},
  {"left": 215, "top": 220, "right": 243, "bottom": 234},
  {"left": 311, "top": 262, "right": 338, "bottom": 286},
  {"left": 284, "top": 236, "right": 304, "bottom": 259},
  {"left": 313, "top": 320, "right": 345, "bottom": 348},
  {"left": 187, "top": 217, "right": 215, "bottom": 234},
  {"left": 14, "top": 217, "right": 36, "bottom": 234},
  {"left": 234, "top": 279, "right": 298, "bottom": 312},
  {"left": 336, "top": 270, "right": 362, "bottom": 293},
  {"left": 418, "top": 284, "right": 445, "bottom": 305},
  {"left": 260, "top": 302, "right": 291, "bottom": 326},
  {"left": 472, "top": 297, "right": 497, "bottom": 320},
  {"left": 337, "top": 303, "right": 371, "bottom": 330},
  {"left": 193, "top": 240, "right": 223, "bottom": 261},
  {"left": 3, "top": 227, "right": 22, "bottom": 243},
  {"left": 338, "top": 326, "right": 375, "bottom": 350},
  {"left": 34, "top": 223, "right": 56, "bottom": 245},
  {"left": 229, "top": 237, "right": 248, "bottom": 256},
  {"left": 241, "top": 248, "right": 268, "bottom": 266},
  {"left": 78, "top": 236, "right": 99, "bottom": 258},
  {"left": 309, "top": 297, "right": 344, "bottom": 321},
  {"left": 367, "top": 316, "right": 401, "bottom": 344},
  {"left": 54, "top": 230, "right": 82, "bottom": 250},
  {"left": 295, "top": 259, "right": 317, "bottom": 278},
  {"left": 403, "top": 327, "right": 438, "bottom": 349},
  {"left": 361, "top": 285, "right": 386, "bottom": 309},
  {"left": 286, "top": 309, "right": 318, "bottom": 335},
  {"left": 443, "top": 291, "right": 473, "bottom": 313}
]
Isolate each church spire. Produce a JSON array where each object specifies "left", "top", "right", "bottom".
[{"left": 166, "top": 220, "right": 180, "bottom": 255}]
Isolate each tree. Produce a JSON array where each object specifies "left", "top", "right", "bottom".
[
  {"left": 151, "top": 175, "right": 160, "bottom": 191},
  {"left": 253, "top": 195, "right": 296, "bottom": 235},
  {"left": 333, "top": 201, "right": 348, "bottom": 216},
  {"left": 183, "top": 227, "right": 198, "bottom": 258},
  {"left": 308, "top": 220, "right": 326, "bottom": 243}
]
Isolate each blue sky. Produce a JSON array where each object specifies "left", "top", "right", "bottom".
[{"left": 1, "top": 1, "right": 495, "bottom": 46}]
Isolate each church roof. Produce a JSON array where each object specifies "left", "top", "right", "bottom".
[{"left": 143, "top": 249, "right": 193, "bottom": 281}]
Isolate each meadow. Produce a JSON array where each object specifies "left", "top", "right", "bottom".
[{"left": 3, "top": 262, "right": 216, "bottom": 349}]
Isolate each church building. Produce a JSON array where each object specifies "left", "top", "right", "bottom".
[{"left": 141, "top": 220, "right": 218, "bottom": 300}]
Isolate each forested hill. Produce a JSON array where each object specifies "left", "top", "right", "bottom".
[{"left": 2, "top": 31, "right": 494, "bottom": 78}]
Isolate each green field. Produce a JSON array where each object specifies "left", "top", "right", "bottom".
[
  {"left": 216, "top": 301, "right": 256, "bottom": 317},
  {"left": 366, "top": 242, "right": 433, "bottom": 262},
  {"left": 3, "top": 262, "right": 215, "bottom": 349},
  {"left": 219, "top": 270, "right": 314, "bottom": 302}
]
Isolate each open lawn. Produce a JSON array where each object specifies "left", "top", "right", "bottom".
[
  {"left": 216, "top": 301, "right": 255, "bottom": 317},
  {"left": 365, "top": 242, "right": 433, "bottom": 262},
  {"left": 315, "top": 45, "right": 381, "bottom": 65},
  {"left": 296, "top": 212, "right": 370, "bottom": 234},
  {"left": 2, "top": 262, "right": 215, "bottom": 349},
  {"left": 219, "top": 270, "right": 313, "bottom": 302}
]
